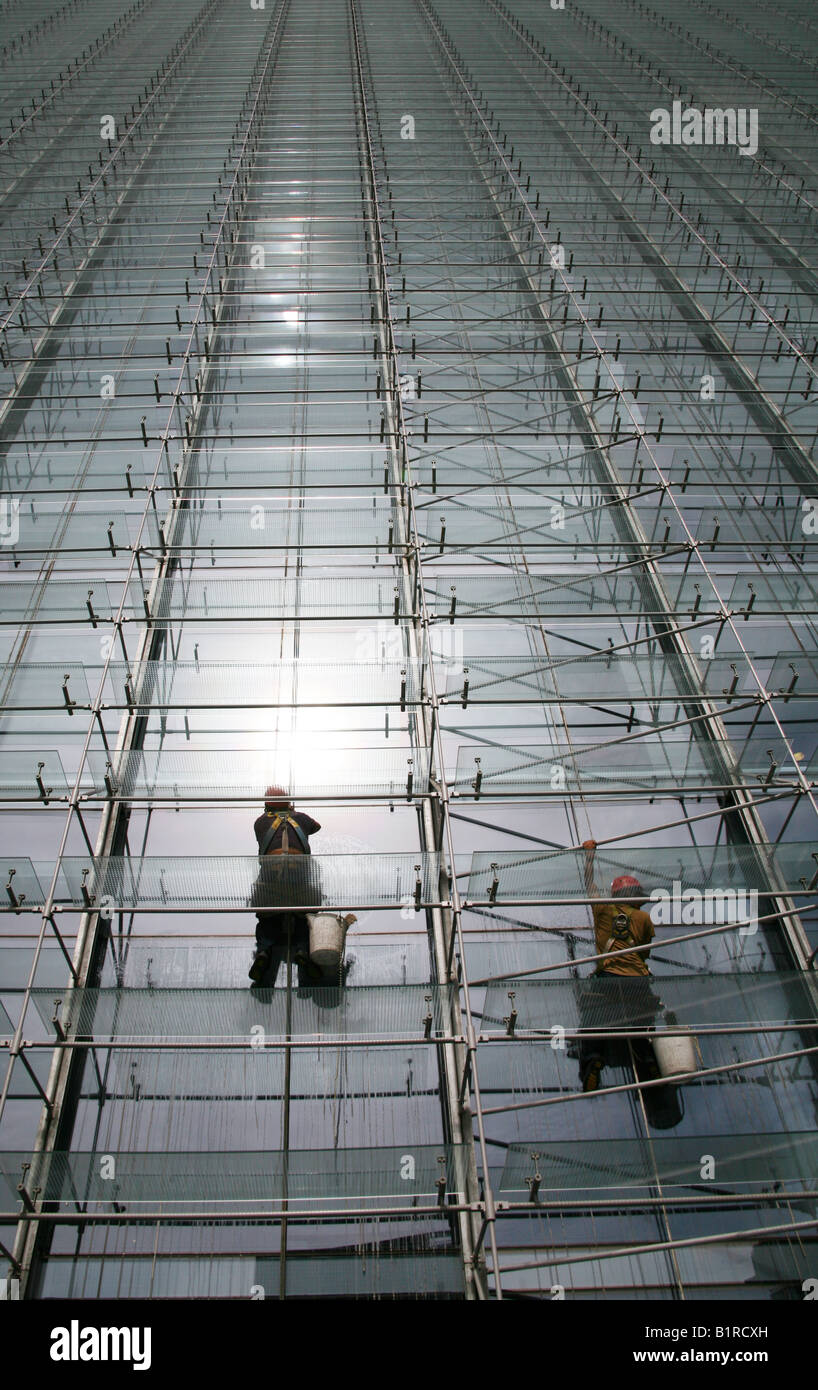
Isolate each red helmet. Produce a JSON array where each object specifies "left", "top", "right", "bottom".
[{"left": 611, "top": 874, "right": 644, "bottom": 899}]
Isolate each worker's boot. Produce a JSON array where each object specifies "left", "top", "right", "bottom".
[
  {"left": 582, "top": 1061, "right": 603, "bottom": 1093},
  {"left": 248, "top": 950, "right": 271, "bottom": 984},
  {"left": 293, "top": 949, "right": 323, "bottom": 983},
  {"left": 634, "top": 1046, "right": 661, "bottom": 1083}
]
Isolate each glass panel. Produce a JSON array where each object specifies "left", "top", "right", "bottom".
[
  {"left": 52, "top": 853, "right": 444, "bottom": 910},
  {"left": 497, "top": 1133, "right": 818, "bottom": 1194},
  {"left": 12, "top": 1143, "right": 470, "bottom": 1206},
  {"left": 451, "top": 739, "right": 786, "bottom": 795},
  {"left": 86, "top": 747, "right": 429, "bottom": 798},
  {"left": 0, "top": 750, "right": 70, "bottom": 798},
  {"left": 34, "top": 984, "right": 455, "bottom": 1041},
  {"left": 466, "top": 843, "right": 814, "bottom": 901},
  {"left": 481, "top": 972, "right": 817, "bottom": 1033},
  {"left": 38, "top": 1252, "right": 465, "bottom": 1299}
]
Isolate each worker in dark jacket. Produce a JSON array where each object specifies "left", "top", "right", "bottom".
[
  {"left": 249, "top": 786, "right": 323, "bottom": 984},
  {"left": 578, "top": 839, "right": 661, "bottom": 1093}
]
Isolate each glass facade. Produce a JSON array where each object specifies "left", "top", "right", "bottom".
[{"left": 1, "top": 0, "right": 817, "bottom": 1300}]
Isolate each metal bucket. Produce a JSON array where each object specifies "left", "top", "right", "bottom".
[
  {"left": 652, "top": 1027, "right": 699, "bottom": 1080},
  {"left": 307, "top": 913, "right": 349, "bottom": 971}
]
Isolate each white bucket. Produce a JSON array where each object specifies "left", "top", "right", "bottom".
[
  {"left": 307, "top": 913, "right": 349, "bottom": 971},
  {"left": 652, "top": 1027, "right": 699, "bottom": 1081}
]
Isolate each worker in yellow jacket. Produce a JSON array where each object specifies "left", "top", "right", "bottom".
[{"left": 578, "top": 839, "right": 661, "bottom": 1093}]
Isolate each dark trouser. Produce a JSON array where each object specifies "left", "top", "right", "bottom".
[
  {"left": 250, "top": 854, "right": 323, "bottom": 985},
  {"left": 254, "top": 911, "right": 312, "bottom": 986},
  {"left": 577, "top": 972, "right": 661, "bottom": 1084}
]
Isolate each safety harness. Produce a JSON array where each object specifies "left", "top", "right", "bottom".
[
  {"left": 592, "top": 904, "right": 648, "bottom": 977},
  {"left": 603, "top": 904, "right": 638, "bottom": 957},
  {"left": 259, "top": 811, "right": 310, "bottom": 857}
]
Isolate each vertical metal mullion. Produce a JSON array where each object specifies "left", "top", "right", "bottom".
[{"left": 349, "top": 0, "right": 498, "bottom": 1299}]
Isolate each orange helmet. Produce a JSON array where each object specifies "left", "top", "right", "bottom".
[{"left": 611, "top": 874, "right": 644, "bottom": 900}]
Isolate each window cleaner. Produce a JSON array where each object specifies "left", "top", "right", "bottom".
[
  {"left": 578, "top": 838, "right": 661, "bottom": 1094},
  {"left": 248, "top": 786, "right": 356, "bottom": 986}
]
